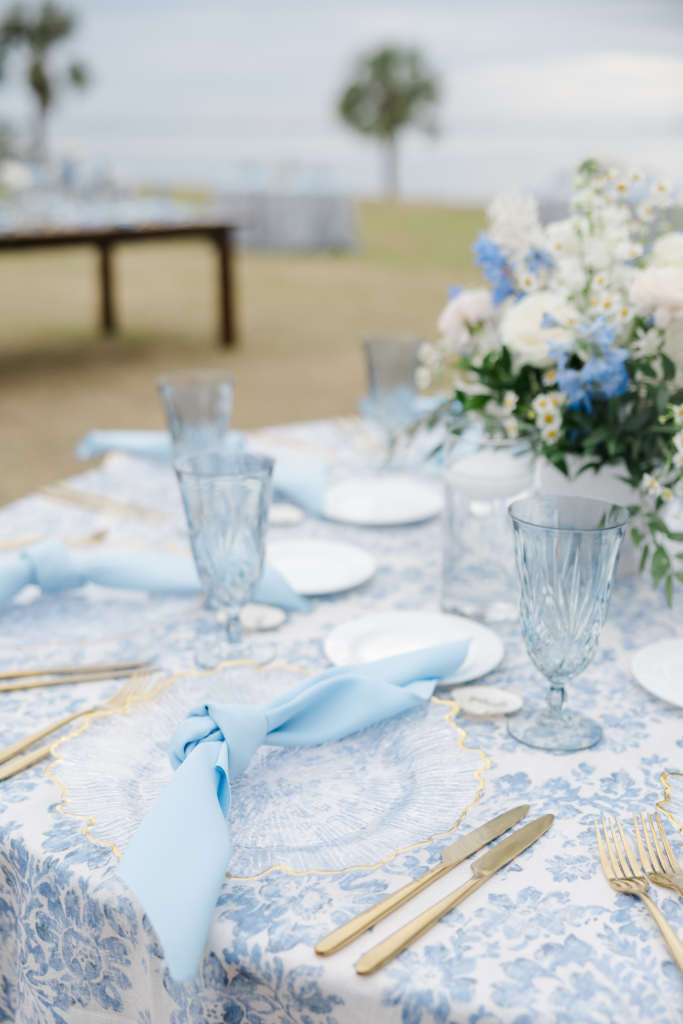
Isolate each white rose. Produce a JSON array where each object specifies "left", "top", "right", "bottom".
[
  {"left": 500, "top": 292, "right": 577, "bottom": 368},
  {"left": 437, "top": 288, "right": 495, "bottom": 353},
  {"left": 650, "top": 232, "right": 683, "bottom": 269},
  {"left": 629, "top": 266, "right": 683, "bottom": 326}
]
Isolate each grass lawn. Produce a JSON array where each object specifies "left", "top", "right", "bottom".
[{"left": 0, "top": 202, "right": 484, "bottom": 504}]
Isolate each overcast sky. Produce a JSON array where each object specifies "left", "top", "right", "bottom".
[{"left": 1, "top": 0, "right": 682, "bottom": 201}]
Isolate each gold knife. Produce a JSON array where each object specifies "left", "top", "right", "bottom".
[
  {"left": 315, "top": 804, "right": 530, "bottom": 956},
  {"left": 355, "top": 813, "right": 554, "bottom": 975}
]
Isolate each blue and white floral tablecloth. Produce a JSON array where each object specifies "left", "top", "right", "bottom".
[{"left": 3, "top": 418, "right": 683, "bottom": 1024}]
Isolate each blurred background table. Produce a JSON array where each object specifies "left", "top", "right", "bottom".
[{"left": 0, "top": 222, "right": 236, "bottom": 345}]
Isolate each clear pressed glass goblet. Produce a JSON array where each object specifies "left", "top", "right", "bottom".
[
  {"left": 362, "top": 335, "right": 421, "bottom": 462},
  {"left": 158, "top": 369, "right": 235, "bottom": 457},
  {"left": 175, "top": 451, "right": 274, "bottom": 668},
  {"left": 508, "top": 495, "right": 630, "bottom": 751}
]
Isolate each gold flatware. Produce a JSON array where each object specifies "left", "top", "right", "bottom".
[
  {"left": 0, "top": 530, "right": 108, "bottom": 551},
  {"left": 355, "top": 813, "right": 554, "bottom": 975},
  {"left": 0, "top": 658, "right": 151, "bottom": 681},
  {"left": 316, "top": 803, "right": 530, "bottom": 956},
  {"left": 0, "top": 659, "right": 152, "bottom": 692},
  {"left": 0, "top": 668, "right": 150, "bottom": 693},
  {"left": 41, "top": 483, "right": 167, "bottom": 525},
  {"left": 0, "top": 670, "right": 159, "bottom": 780},
  {"left": 595, "top": 816, "right": 683, "bottom": 973},
  {"left": 633, "top": 811, "right": 683, "bottom": 897}
]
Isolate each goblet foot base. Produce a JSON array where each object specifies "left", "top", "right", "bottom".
[
  {"left": 194, "top": 638, "right": 276, "bottom": 670},
  {"left": 507, "top": 706, "right": 602, "bottom": 751}
]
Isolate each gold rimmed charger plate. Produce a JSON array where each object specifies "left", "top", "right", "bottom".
[{"left": 46, "top": 661, "right": 490, "bottom": 879}]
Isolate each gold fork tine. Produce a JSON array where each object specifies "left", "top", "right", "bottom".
[
  {"left": 601, "top": 818, "right": 623, "bottom": 877},
  {"left": 641, "top": 812, "right": 663, "bottom": 871},
  {"left": 647, "top": 812, "right": 670, "bottom": 874},
  {"left": 606, "top": 819, "right": 626, "bottom": 876},
  {"left": 634, "top": 813, "right": 655, "bottom": 873},
  {"left": 655, "top": 812, "right": 681, "bottom": 872},
  {"left": 595, "top": 819, "right": 615, "bottom": 877},
  {"left": 616, "top": 818, "right": 643, "bottom": 876}
]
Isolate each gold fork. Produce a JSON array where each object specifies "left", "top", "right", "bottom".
[
  {"left": 634, "top": 811, "right": 683, "bottom": 897},
  {"left": 0, "top": 670, "right": 159, "bottom": 781},
  {"left": 595, "top": 817, "right": 683, "bottom": 972}
]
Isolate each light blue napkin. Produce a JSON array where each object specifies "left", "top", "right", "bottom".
[
  {"left": 75, "top": 429, "right": 327, "bottom": 516},
  {"left": 117, "top": 640, "right": 470, "bottom": 982},
  {"left": 0, "top": 539, "right": 309, "bottom": 612},
  {"left": 77, "top": 429, "right": 176, "bottom": 461}
]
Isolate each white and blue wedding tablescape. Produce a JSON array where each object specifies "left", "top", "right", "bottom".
[
  {"left": 507, "top": 495, "right": 629, "bottom": 750},
  {"left": 157, "top": 368, "right": 235, "bottom": 457},
  {"left": 175, "top": 451, "right": 278, "bottom": 667},
  {"left": 266, "top": 539, "right": 376, "bottom": 597},
  {"left": 324, "top": 610, "right": 504, "bottom": 685},
  {"left": 442, "top": 418, "right": 535, "bottom": 622},
  {"left": 115, "top": 640, "right": 471, "bottom": 982}
]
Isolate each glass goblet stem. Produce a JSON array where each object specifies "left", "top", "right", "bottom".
[
  {"left": 226, "top": 613, "right": 243, "bottom": 647},
  {"left": 547, "top": 685, "right": 564, "bottom": 712}
]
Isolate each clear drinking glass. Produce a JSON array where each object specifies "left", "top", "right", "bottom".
[
  {"left": 158, "top": 369, "right": 235, "bottom": 457},
  {"left": 508, "top": 495, "right": 630, "bottom": 751},
  {"left": 175, "top": 451, "right": 274, "bottom": 668},
  {"left": 362, "top": 335, "right": 421, "bottom": 460},
  {"left": 442, "top": 425, "right": 535, "bottom": 621}
]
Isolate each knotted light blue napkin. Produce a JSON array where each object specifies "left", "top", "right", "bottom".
[
  {"left": 117, "top": 640, "right": 470, "bottom": 982},
  {"left": 75, "top": 429, "right": 327, "bottom": 516},
  {"left": 0, "top": 539, "right": 309, "bottom": 612}
]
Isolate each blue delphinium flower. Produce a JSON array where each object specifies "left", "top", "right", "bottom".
[
  {"left": 552, "top": 317, "right": 630, "bottom": 411},
  {"left": 525, "top": 247, "right": 554, "bottom": 274},
  {"left": 448, "top": 284, "right": 463, "bottom": 299},
  {"left": 472, "top": 232, "right": 519, "bottom": 305}
]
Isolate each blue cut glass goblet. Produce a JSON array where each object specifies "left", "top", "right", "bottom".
[
  {"left": 175, "top": 451, "right": 274, "bottom": 668},
  {"left": 362, "top": 335, "right": 421, "bottom": 463},
  {"left": 158, "top": 369, "right": 235, "bottom": 457},
  {"left": 507, "top": 495, "right": 630, "bottom": 751}
]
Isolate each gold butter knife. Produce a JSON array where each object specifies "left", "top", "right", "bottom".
[
  {"left": 355, "top": 813, "right": 554, "bottom": 975},
  {"left": 315, "top": 804, "right": 529, "bottom": 956}
]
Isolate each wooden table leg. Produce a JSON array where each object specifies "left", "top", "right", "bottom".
[
  {"left": 214, "top": 227, "right": 235, "bottom": 346},
  {"left": 98, "top": 240, "right": 116, "bottom": 336}
]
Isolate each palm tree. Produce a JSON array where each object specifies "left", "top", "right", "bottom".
[
  {"left": 0, "top": 2, "right": 89, "bottom": 161},
  {"left": 338, "top": 46, "right": 440, "bottom": 201}
]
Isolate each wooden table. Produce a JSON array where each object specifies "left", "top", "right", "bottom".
[{"left": 0, "top": 222, "right": 236, "bottom": 345}]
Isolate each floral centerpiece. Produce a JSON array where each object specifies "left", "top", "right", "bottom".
[{"left": 417, "top": 159, "right": 683, "bottom": 602}]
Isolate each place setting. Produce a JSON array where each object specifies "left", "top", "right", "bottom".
[{"left": 7, "top": 147, "right": 683, "bottom": 1024}]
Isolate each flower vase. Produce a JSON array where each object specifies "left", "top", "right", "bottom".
[{"left": 536, "top": 456, "right": 639, "bottom": 576}]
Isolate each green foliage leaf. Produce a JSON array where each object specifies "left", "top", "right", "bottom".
[{"left": 652, "top": 544, "right": 671, "bottom": 586}]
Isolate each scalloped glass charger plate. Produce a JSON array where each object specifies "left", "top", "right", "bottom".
[{"left": 50, "top": 663, "right": 486, "bottom": 877}]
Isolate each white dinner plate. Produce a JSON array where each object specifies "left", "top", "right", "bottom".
[
  {"left": 631, "top": 637, "right": 683, "bottom": 707},
  {"left": 324, "top": 611, "right": 504, "bottom": 685},
  {"left": 324, "top": 475, "right": 443, "bottom": 526},
  {"left": 267, "top": 539, "right": 377, "bottom": 596}
]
